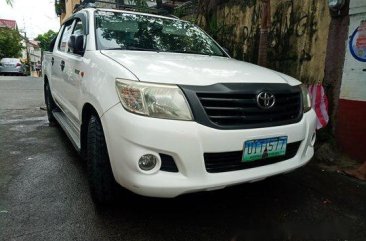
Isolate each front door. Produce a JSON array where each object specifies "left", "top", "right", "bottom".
[{"left": 60, "top": 18, "right": 86, "bottom": 129}]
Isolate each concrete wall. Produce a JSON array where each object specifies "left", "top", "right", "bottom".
[
  {"left": 336, "top": 0, "right": 366, "bottom": 163},
  {"left": 29, "top": 48, "right": 41, "bottom": 63},
  {"left": 197, "top": 0, "right": 331, "bottom": 84}
]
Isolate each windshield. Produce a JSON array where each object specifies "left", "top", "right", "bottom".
[{"left": 95, "top": 11, "right": 226, "bottom": 57}]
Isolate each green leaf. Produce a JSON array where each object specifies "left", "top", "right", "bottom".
[
  {"left": 34, "top": 30, "right": 58, "bottom": 51},
  {"left": 0, "top": 28, "right": 23, "bottom": 59}
]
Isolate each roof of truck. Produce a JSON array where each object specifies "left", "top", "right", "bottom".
[
  {"left": 72, "top": 0, "right": 180, "bottom": 21},
  {"left": 88, "top": 7, "right": 180, "bottom": 20}
]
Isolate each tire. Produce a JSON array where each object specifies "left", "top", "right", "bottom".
[
  {"left": 44, "top": 82, "right": 56, "bottom": 123},
  {"left": 86, "top": 115, "right": 117, "bottom": 205}
]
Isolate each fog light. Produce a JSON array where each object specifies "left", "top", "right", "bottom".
[{"left": 138, "top": 154, "right": 158, "bottom": 171}]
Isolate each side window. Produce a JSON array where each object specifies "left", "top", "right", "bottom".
[
  {"left": 58, "top": 21, "right": 74, "bottom": 53},
  {"left": 73, "top": 20, "right": 84, "bottom": 36}
]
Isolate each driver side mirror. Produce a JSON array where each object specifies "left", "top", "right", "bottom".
[{"left": 68, "top": 34, "right": 85, "bottom": 55}]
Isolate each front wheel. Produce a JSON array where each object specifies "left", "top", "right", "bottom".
[{"left": 86, "top": 115, "right": 117, "bottom": 205}]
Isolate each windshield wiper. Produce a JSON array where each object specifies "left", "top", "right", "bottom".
[
  {"left": 162, "top": 50, "right": 221, "bottom": 57},
  {"left": 104, "top": 46, "right": 160, "bottom": 52},
  {"left": 103, "top": 47, "right": 126, "bottom": 50},
  {"left": 126, "top": 46, "right": 160, "bottom": 52}
]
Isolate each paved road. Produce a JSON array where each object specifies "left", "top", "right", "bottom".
[{"left": 1, "top": 76, "right": 366, "bottom": 241}]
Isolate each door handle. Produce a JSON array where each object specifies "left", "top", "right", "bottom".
[
  {"left": 51, "top": 57, "right": 54, "bottom": 66},
  {"left": 60, "top": 60, "right": 65, "bottom": 71}
]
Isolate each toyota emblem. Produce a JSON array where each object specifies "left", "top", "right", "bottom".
[{"left": 256, "top": 91, "right": 276, "bottom": 109}]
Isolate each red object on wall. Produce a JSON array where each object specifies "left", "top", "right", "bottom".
[
  {"left": 308, "top": 84, "right": 329, "bottom": 129},
  {"left": 336, "top": 99, "right": 366, "bottom": 163}
]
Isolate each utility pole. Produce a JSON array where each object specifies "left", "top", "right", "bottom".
[
  {"left": 24, "top": 31, "right": 31, "bottom": 76},
  {"left": 20, "top": 17, "right": 31, "bottom": 76},
  {"left": 19, "top": 29, "right": 31, "bottom": 76}
]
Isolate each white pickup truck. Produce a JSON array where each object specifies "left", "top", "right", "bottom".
[{"left": 43, "top": 7, "right": 316, "bottom": 204}]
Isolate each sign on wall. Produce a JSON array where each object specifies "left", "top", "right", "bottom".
[
  {"left": 340, "top": 12, "right": 366, "bottom": 101},
  {"left": 349, "top": 20, "right": 366, "bottom": 62}
]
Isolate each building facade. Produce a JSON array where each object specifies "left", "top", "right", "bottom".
[
  {"left": 63, "top": 0, "right": 81, "bottom": 22},
  {"left": 336, "top": 0, "right": 366, "bottom": 163},
  {"left": 0, "top": 19, "right": 17, "bottom": 29}
]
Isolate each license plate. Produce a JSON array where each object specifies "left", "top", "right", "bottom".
[{"left": 242, "top": 136, "right": 288, "bottom": 162}]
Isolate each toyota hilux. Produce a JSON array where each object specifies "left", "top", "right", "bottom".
[{"left": 43, "top": 7, "right": 316, "bottom": 204}]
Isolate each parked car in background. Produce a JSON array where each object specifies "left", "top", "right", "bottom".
[{"left": 0, "top": 58, "right": 26, "bottom": 76}]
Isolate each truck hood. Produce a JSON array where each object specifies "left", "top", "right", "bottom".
[{"left": 101, "top": 50, "right": 299, "bottom": 86}]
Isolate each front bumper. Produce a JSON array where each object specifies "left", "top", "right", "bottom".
[{"left": 102, "top": 104, "right": 316, "bottom": 198}]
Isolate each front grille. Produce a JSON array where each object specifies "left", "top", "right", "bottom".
[
  {"left": 204, "top": 141, "right": 301, "bottom": 173},
  {"left": 197, "top": 91, "right": 302, "bottom": 128},
  {"left": 180, "top": 83, "right": 303, "bottom": 130}
]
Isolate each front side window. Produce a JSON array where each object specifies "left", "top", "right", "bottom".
[
  {"left": 58, "top": 21, "right": 74, "bottom": 53},
  {"left": 73, "top": 20, "right": 84, "bottom": 36},
  {"left": 95, "top": 11, "right": 225, "bottom": 57}
]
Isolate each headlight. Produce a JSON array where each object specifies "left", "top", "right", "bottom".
[
  {"left": 300, "top": 84, "right": 312, "bottom": 112},
  {"left": 115, "top": 79, "right": 193, "bottom": 121}
]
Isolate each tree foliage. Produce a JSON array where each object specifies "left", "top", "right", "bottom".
[
  {"left": 35, "top": 30, "right": 58, "bottom": 51},
  {"left": 0, "top": 28, "right": 23, "bottom": 59}
]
